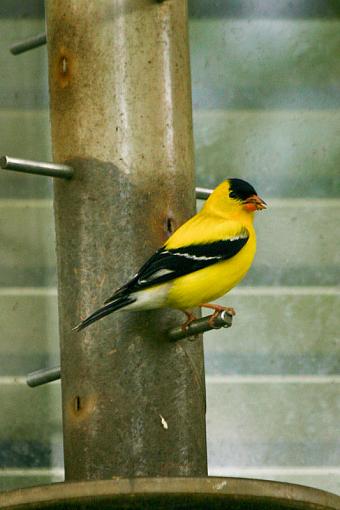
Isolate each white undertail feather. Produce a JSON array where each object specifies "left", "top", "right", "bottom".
[{"left": 126, "top": 283, "right": 171, "bottom": 311}]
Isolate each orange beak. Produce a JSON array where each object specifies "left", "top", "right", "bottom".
[{"left": 243, "top": 195, "right": 267, "bottom": 212}]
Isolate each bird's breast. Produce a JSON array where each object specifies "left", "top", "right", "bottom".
[{"left": 165, "top": 233, "right": 256, "bottom": 309}]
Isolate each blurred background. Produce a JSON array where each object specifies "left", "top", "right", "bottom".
[{"left": 0, "top": 0, "right": 339, "bottom": 494}]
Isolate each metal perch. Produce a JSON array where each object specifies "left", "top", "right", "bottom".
[
  {"left": 10, "top": 32, "right": 47, "bottom": 55},
  {"left": 0, "top": 156, "right": 74, "bottom": 179},
  {"left": 195, "top": 187, "right": 213, "bottom": 200}
]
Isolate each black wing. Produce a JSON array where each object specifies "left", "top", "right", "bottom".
[{"left": 105, "top": 230, "right": 249, "bottom": 303}]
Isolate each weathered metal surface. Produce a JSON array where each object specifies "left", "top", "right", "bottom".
[
  {"left": 0, "top": 478, "right": 339, "bottom": 510},
  {"left": 46, "top": 0, "right": 207, "bottom": 480},
  {"left": 0, "top": 156, "right": 73, "bottom": 179},
  {"left": 26, "top": 312, "right": 232, "bottom": 387}
]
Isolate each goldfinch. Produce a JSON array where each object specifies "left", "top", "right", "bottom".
[{"left": 74, "top": 178, "right": 266, "bottom": 332}]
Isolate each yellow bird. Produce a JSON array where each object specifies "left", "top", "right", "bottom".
[{"left": 74, "top": 178, "right": 266, "bottom": 332}]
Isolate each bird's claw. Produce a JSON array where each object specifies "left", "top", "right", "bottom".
[
  {"left": 200, "top": 303, "right": 236, "bottom": 328},
  {"left": 201, "top": 303, "right": 236, "bottom": 315},
  {"left": 180, "top": 310, "right": 198, "bottom": 332}
]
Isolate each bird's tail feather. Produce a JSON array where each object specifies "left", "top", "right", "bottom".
[{"left": 73, "top": 296, "right": 135, "bottom": 332}]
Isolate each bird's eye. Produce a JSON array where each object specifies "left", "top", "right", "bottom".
[{"left": 229, "top": 190, "right": 237, "bottom": 199}]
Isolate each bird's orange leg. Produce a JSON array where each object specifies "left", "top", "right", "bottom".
[
  {"left": 181, "top": 310, "right": 198, "bottom": 332},
  {"left": 200, "top": 303, "right": 236, "bottom": 327}
]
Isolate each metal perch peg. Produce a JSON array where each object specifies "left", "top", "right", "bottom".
[
  {"left": 10, "top": 32, "right": 47, "bottom": 55},
  {"left": 0, "top": 156, "right": 73, "bottom": 179},
  {"left": 27, "top": 366, "right": 61, "bottom": 387},
  {"left": 195, "top": 187, "right": 213, "bottom": 200},
  {"left": 26, "top": 311, "right": 233, "bottom": 387},
  {"left": 168, "top": 310, "right": 232, "bottom": 341}
]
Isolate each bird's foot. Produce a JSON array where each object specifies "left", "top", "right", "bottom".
[
  {"left": 181, "top": 310, "right": 198, "bottom": 332},
  {"left": 200, "top": 303, "right": 236, "bottom": 328}
]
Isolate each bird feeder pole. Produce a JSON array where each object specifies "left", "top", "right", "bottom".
[{"left": 46, "top": 0, "right": 207, "bottom": 480}]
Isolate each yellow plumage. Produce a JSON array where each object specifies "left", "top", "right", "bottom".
[
  {"left": 75, "top": 178, "right": 266, "bottom": 332},
  {"left": 165, "top": 181, "right": 257, "bottom": 309}
]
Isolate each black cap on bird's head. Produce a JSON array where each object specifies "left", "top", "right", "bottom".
[
  {"left": 228, "top": 178, "right": 257, "bottom": 200},
  {"left": 228, "top": 178, "right": 266, "bottom": 211}
]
